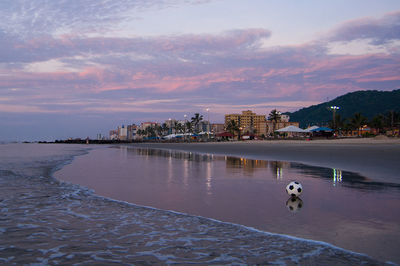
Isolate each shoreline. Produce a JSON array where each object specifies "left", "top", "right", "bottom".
[{"left": 129, "top": 138, "right": 400, "bottom": 183}]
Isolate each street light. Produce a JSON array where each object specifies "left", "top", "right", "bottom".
[
  {"left": 206, "top": 108, "right": 210, "bottom": 137},
  {"left": 184, "top": 114, "right": 187, "bottom": 141},
  {"left": 330, "top": 106, "right": 340, "bottom": 131}
]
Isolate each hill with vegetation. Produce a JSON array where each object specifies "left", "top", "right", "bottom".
[{"left": 287, "top": 89, "right": 400, "bottom": 128}]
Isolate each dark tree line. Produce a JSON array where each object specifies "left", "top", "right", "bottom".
[{"left": 330, "top": 111, "right": 400, "bottom": 134}]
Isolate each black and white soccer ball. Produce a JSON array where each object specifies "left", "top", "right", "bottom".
[
  {"left": 286, "top": 197, "right": 303, "bottom": 212},
  {"left": 286, "top": 181, "right": 303, "bottom": 197}
]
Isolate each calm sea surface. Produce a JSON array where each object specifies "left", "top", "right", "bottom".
[{"left": 55, "top": 145, "right": 400, "bottom": 263}]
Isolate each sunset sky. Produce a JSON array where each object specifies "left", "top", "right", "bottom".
[{"left": 1, "top": 0, "right": 400, "bottom": 141}]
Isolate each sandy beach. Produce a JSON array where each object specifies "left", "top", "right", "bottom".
[
  {"left": 130, "top": 138, "right": 400, "bottom": 183},
  {"left": 2, "top": 143, "right": 390, "bottom": 265}
]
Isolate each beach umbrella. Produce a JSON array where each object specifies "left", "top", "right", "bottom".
[
  {"left": 164, "top": 134, "right": 177, "bottom": 139},
  {"left": 276, "top": 125, "right": 306, "bottom": 133},
  {"left": 304, "top": 126, "right": 319, "bottom": 132},
  {"left": 310, "top": 127, "right": 333, "bottom": 132},
  {"left": 199, "top": 131, "right": 213, "bottom": 135}
]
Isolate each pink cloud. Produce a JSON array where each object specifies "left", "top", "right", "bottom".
[
  {"left": 2, "top": 48, "right": 398, "bottom": 105},
  {"left": 327, "top": 10, "right": 400, "bottom": 45},
  {"left": 1, "top": 21, "right": 399, "bottom": 120},
  {"left": 94, "top": 68, "right": 250, "bottom": 93}
]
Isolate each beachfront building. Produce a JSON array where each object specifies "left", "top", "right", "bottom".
[
  {"left": 225, "top": 110, "right": 266, "bottom": 136},
  {"left": 117, "top": 125, "right": 128, "bottom": 140},
  {"left": 225, "top": 110, "right": 300, "bottom": 137},
  {"left": 197, "top": 121, "right": 211, "bottom": 133},
  {"left": 135, "top": 122, "right": 160, "bottom": 139},
  {"left": 165, "top": 119, "right": 178, "bottom": 134},
  {"left": 127, "top": 124, "right": 138, "bottom": 140},
  {"left": 109, "top": 124, "right": 137, "bottom": 141},
  {"left": 280, "top": 114, "right": 290, "bottom": 122},
  {"left": 212, "top": 123, "right": 225, "bottom": 134},
  {"left": 140, "top": 122, "right": 159, "bottom": 131},
  {"left": 109, "top": 130, "right": 118, "bottom": 140}
]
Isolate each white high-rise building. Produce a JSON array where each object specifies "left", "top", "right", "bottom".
[{"left": 118, "top": 125, "right": 128, "bottom": 140}]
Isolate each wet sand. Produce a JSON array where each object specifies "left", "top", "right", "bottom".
[
  {"left": 55, "top": 145, "right": 400, "bottom": 263},
  {"left": 130, "top": 138, "right": 400, "bottom": 183}
]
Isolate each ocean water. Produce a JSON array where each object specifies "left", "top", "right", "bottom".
[{"left": 0, "top": 144, "right": 395, "bottom": 265}]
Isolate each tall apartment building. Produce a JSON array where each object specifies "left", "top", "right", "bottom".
[
  {"left": 140, "top": 122, "right": 159, "bottom": 131},
  {"left": 211, "top": 123, "right": 225, "bottom": 133},
  {"left": 225, "top": 110, "right": 299, "bottom": 137},
  {"left": 118, "top": 125, "right": 128, "bottom": 140},
  {"left": 164, "top": 119, "right": 178, "bottom": 134},
  {"left": 109, "top": 130, "right": 118, "bottom": 140},
  {"left": 127, "top": 124, "right": 138, "bottom": 140},
  {"left": 225, "top": 110, "right": 266, "bottom": 135},
  {"left": 109, "top": 124, "right": 138, "bottom": 141}
]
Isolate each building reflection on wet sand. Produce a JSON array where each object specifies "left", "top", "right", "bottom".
[
  {"left": 225, "top": 157, "right": 291, "bottom": 178},
  {"left": 132, "top": 147, "right": 214, "bottom": 162},
  {"left": 130, "top": 147, "right": 293, "bottom": 179},
  {"left": 121, "top": 146, "right": 400, "bottom": 191}
]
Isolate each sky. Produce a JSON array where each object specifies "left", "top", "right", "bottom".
[{"left": 1, "top": 0, "right": 400, "bottom": 141}]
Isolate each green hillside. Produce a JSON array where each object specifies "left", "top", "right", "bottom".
[{"left": 287, "top": 89, "right": 400, "bottom": 127}]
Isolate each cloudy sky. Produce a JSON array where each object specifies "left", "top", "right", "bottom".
[{"left": 1, "top": 0, "right": 400, "bottom": 141}]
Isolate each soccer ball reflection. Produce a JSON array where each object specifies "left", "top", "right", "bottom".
[
  {"left": 286, "top": 197, "right": 303, "bottom": 212},
  {"left": 286, "top": 181, "right": 303, "bottom": 197}
]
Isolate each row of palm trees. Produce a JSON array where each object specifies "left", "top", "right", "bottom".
[
  {"left": 331, "top": 111, "right": 400, "bottom": 135},
  {"left": 136, "top": 113, "right": 204, "bottom": 138},
  {"left": 136, "top": 109, "right": 399, "bottom": 139}
]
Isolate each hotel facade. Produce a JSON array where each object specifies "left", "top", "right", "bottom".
[{"left": 224, "top": 110, "right": 299, "bottom": 137}]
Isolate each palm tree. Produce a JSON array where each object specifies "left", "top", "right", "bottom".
[
  {"left": 155, "top": 125, "right": 163, "bottom": 137},
  {"left": 185, "top": 121, "right": 193, "bottom": 133},
  {"left": 172, "top": 121, "right": 179, "bottom": 134},
  {"left": 175, "top": 122, "right": 183, "bottom": 134},
  {"left": 226, "top": 120, "right": 240, "bottom": 140},
  {"left": 136, "top": 129, "right": 145, "bottom": 138},
  {"left": 161, "top": 123, "right": 169, "bottom": 136},
  {"left": 329, "top": 113, "right": 345, "bottom": 134},
  {"left": 268, "top": 109, "right": 281, "bottom": 136},
  {"left": 350, "top": 112, "right": 367, "bottom": 136},
  {"left": 369, "top": 114, "right": 384, "bottom": 134},
  {"left": 342, "top": 118, "right": 352, "bottom": 135},
  {"left": 384, "top": 110, "right": 399, "bottom": 129},
  {"left": 191, "top": 113, "right": 203, "bottom": 133},
  {"left": 145, "top": 126, "right": 156, "bottom": 138}
]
